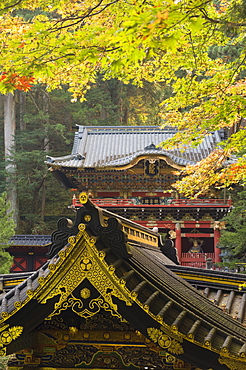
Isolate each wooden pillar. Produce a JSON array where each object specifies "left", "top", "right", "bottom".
[
  {"left": 175, "top": 222, "right": 182, "bottom": 263},
  {"left": 214, "top": 228, "right": 221, "bottom": 263}
]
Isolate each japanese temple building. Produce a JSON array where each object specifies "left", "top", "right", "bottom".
[
  {"left": 8, "top": 235, "right": 50, "bottom": 273},
  {"left": 1, "top": 126, "right": 244, "bottom": 370},
  {"left": 0, "top": 195, "right": 246, "bottom": 370},
  {"left": 46, "top": 125, "right": 232, "bottom": 268}
]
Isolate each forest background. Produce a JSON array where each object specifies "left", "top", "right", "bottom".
[
  {"left": 0, "top": 78, "right": 169, "bottom": 235},
  {"left": 0, "top": 0, "right": 246, "bottom": 270}
]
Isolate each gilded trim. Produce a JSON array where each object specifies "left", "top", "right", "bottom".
[
  {"left": 176, "top": 273, "right": 246, "bottom": 288},
  {"left": 105, "top": 155, "right": 183, "bottom": 171},
  {"left": 147, "top": 327, "right": 184, "bottom": 355},
  {"left": 0, "top": 325, "right": 23, "bottom": 356},
  {"left": 35, "top": 224, "right": 132, "bottom": 321},
  {"left": 219, "top": 355, "right": 246, "bottom": 370}
]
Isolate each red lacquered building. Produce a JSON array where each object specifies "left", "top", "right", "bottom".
[{"left": 46, "top": 125, "right": 232, "bottom": 268}]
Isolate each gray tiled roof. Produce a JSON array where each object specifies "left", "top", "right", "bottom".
[
  {"left": 46, "top": 126, "right": 224, "bottom": 168},
  {"left": 10, "top": 235, "right": 51, "bottom": 247}
]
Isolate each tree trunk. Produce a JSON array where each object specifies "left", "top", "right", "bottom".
[
  {"left": 41, "top": 91, "right": 50, "bottom": 221},
  {"left": 43, "top": 91, "right": 50, "bottom": 152},
  {"left": 41, "top": 175, "right": 46, "bottom": 221},
  {"left": 19, "top": 91, "right": 26, "bottom": 131},
  {"left": 4, "top": 92, "right": 18, "bottom": 226}
]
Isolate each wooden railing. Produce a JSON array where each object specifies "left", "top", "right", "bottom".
[
  {"left": 92, "top": 198, "right": 136, "bottom": 206},
  {"left": 180, "top": 253, "right": 215, "bottom": 268},
  {"left": 71, "top": 197, "right": 232, "bottom": 208},
  {"left": 170, "top": 199, "right": 232, "bottom": 207}
]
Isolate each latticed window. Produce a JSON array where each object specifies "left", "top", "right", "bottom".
[{"left": 77, "top": 172, "right": 178, "bottom": 190}]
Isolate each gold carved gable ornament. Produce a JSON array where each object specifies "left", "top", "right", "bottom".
[{"left": 35, "top": 224, "right": 132, "bottom": 321}]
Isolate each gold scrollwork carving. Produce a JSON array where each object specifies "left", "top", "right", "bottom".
[
  {"left": 147, "top": 327, "right": 184, "bottom": 355},
  {"left": 37, "top": 226, "right": 132, "bottom": 321},
  {"left": 219, "top": 356, "right": 246, "bottom": 370},
  {"left": 47, "top": 292, "right": 123, "bottom": 320},
  {"left": 165, "top": 354, "right": 176, "bottom": 363}
]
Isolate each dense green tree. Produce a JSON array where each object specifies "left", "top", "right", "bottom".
[
  {"left": 0, "top": 0, "right": 244, "bottom": 194},
  {"left": 0, "top": 192, "right": 15, "bottom": 273},
  {"left": 14, "top": 86, "right": 75, "bottom": 233},
  {"left": 70, "top": 77, "right": 170, "bottom": 126},
  {"left": 1, "top": 77, "right": 167, "bottom": 233},
  {"left": 219, "top": 189, "right": 246, "bottom": 264}
]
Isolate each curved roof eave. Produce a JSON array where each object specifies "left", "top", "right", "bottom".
[
  {"left": 99, "top": 150, "right": 193, "bottom": 169},
  {"left": 45, "top": 126, "right": 224, "bottom": 170},
  {"left": 0, "top": 201, "right": 246, "bottom": 369}
]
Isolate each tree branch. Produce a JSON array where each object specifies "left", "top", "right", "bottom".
[
  {"left": 199, "top": 7, "right": 246, "bottom": 27},
  {"left": 49, "top": 0, "right": 120, "bottom": 32},
  {"left": 1, "top": 0, "right": 23, "bottom": 11}
]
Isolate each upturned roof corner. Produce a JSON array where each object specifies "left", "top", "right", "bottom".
[{"left": 0, "top": 196, "right": 246, "bottom": 370}]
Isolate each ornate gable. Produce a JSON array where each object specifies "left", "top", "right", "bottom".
[{"left": 0, "top": 196, "right": 245, "bottom": 370}]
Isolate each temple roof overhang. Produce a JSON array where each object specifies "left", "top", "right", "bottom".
[
  {"left": 0, "top": 195, "right": 245, "bottom": 370},
  {"left": 45, "top": 125, "right": 225, "bottom": 170}
]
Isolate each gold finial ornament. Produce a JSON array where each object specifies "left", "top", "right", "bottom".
[{"left": 79, "top": 192, "right": 88, "bottom": 204}]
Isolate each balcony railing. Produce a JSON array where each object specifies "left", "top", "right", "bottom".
[
  {"left": 180, "top": 253, "right": 215, "bottom": 269},
  {"left": 71, "top": 197, "right": 232, "bottom": 208},
  {"left": 170, "top": 199, "right": 232, "bottom": 207}
]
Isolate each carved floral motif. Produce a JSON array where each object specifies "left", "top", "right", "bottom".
[
  {"left": 147, "top": 328, "right": 184, "bottom": 355},
  {"left": 0, "top": 325, "right": 23, "bottom": 356}
]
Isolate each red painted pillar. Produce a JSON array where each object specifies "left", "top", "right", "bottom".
[
  {"left": 175, "top": 222, "right": 182, "bottom": 264},
  {"left": 214, "top": 227, "right": 221, "bottom": 263}
]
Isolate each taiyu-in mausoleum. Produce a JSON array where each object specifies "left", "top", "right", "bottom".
[
  {"left": 46, "top": 125, "right": 232, "bottom": 268},
  {"left": 0, "top": 195, "right": 246, "bottom": 370}
]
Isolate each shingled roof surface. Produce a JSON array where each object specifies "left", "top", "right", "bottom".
[
  {"left": 10, "top": 235, "right": 51, "bottom": 247},
  {"left": 1, "top": 240, "right": 246, "bottom": 367},
  {"left": 46, "top": 125, "right": 225, "bottom": 168},
  {"left": 0, "top": 200, "right": 246, "bottom": 369}
]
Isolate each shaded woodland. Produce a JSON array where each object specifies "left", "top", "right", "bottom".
[{"left": 0, "top": 78, "right": 169, "bottom": 234}]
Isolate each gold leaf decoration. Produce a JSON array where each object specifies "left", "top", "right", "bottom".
[
  {"left": 0, "top": 326, "right": 23, "bottom": 349},
  {"left": 168, "top": 339, "right": 184, "bottom": 355},
  {"left": 39, "top": 226, "right": 132, "bottom": 320},
  {"left": 0, "top": 331, "right": 12, "bottom": 347},
  {"left": 80, "top": 288, "right": 91, "bottom": 299},
  {"left": 147, "top": 327, "right": 163, "bottom": 343},
  {"left": 0, "top": 348, "right": 6, "bottom": 356},
  {"left": 0, "top": 325, "right": 9, "bottom": 333},
  {"left": 165, "top": 354, "right": 176, "bottom": 363},
  {"left": 158, "top": 334, "right": 172, "bottom": 348},
  {"left": 219, "top": 356, "right": 246, "bottom": 370},
  {"left": 147, "top": 327, "right": 184, "bottom": 356},
  {"left": 9, "top": 326, "right": 23, "bottom": 340},
  {"left": 79, "top": 192, "right": 88, "bottom": 204}
]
